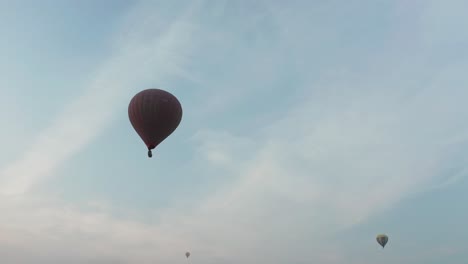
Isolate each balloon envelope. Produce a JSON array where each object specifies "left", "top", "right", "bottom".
[
  {"left": 128, "top": 89, "right": 182, "bottom": 157},
  {"left": 185, "top": 252, "right": 190, "bottom": 258},
  {"left": 376, "top": 234, "right": 389, "bottom": 248}
]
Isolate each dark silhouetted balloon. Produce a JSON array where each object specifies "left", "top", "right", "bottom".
[
  {"left": 128, "top": 89, "right": 182, "bottom": 157},
  {"left": 376, "top": 234, "right": 388, "bottom": 248}
]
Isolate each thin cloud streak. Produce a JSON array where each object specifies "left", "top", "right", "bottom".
[
  {"left": 0, "top": 1, "right": 468, "bottom": 263},
  {"left": 0, "top": 1, "right": 203, "bottom": 195}
]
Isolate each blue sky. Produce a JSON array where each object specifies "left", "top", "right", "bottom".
[{"left": 1, "top": 0, "right": 468, "bottom": 263}]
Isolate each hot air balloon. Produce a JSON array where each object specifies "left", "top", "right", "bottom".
[
  {"left": 128, "top": 89, "right": 183, "bottom": 158},
  {"left": 185, "top": 251, "right": 190, "bottom": 258},
  {"left": 376, "top": 234, "right": 388, "bottom": 248}
]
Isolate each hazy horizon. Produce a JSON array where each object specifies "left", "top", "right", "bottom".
[{"left": 1, "top": 0, "right": 468, "bottom": 263}]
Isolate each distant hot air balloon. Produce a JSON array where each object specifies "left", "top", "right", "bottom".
[
  {"left": 376, "top": 234, "right": 388, "bottom": 248},
  {"left": 128, "top": 89, "right": 183, "bottom": 158},
  {"left": 185, "top": 251, "right": 190, "bottom": 258}
]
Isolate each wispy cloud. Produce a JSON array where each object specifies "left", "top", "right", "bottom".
[
  {"left": 0, "top": 1, "right": 204, "bottom": 195},
  {"left": 1, "top": 1, "right": 468, "bottom": 263}
]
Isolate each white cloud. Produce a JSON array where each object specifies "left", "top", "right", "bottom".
[
  {"left": 0, "top": 1, "right": 203, "bottom": 195},
  {"left": 1, "top": 1, "right": 468, "bottom": 263}
]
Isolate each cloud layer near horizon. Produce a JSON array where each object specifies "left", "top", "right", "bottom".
[{"left": 1, "top": 1, "right": 468, "bottom": 263}]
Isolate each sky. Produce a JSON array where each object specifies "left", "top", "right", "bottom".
[{"left": 1, "top": 0, "right": 468, "bottom": 263}]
